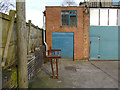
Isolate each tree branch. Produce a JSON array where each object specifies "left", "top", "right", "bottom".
[{"left": 0, "top": 0, "right": 15, "bottom": 14}]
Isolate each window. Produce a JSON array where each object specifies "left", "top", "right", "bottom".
[
  {"left": 100, "top": 9, "right": 108, "bottom": 26},
  {"left": 90, "top": 9, "right": 99, "bottom": 26},
  {"left": 61, "top": 10, "right": 77, "bottom": 26},
  {"left": 109, "top": 9, "right": 117, "bottom": 26},
  {"left": 61, "top": 11, "right": 69, "bottom": 26},
  {"left": 90, "top": 8, "right": 119, "bottom": 26}
]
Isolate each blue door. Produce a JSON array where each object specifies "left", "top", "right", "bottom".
[
  {"left": 90, "top": 37, "right": 99, "bottom": 59},
  {"left": 52, "top": 32, "right": 74, "bottom": 59}
]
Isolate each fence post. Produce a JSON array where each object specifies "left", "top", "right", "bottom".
[
  {"left": 0, "top": 12, "right": 2, "bottom": 90},
  {"left": 1, "top": 10, "right": 16, "bottom": 66},
  {"left": 0, "top": 12, "right": 2, "bottom": 65},
  {"left": 16, "top": 0, "right": 28, "bottom": 88},
  {"left": 36, "top": 26, "right": 39, "bottom": 47},
  {"left": 27, "top": 20, "right": 31, "bottom": 54}
]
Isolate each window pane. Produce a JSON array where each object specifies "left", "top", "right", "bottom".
[
  {"left": 100, "top": 9, "right": 108, "bottom": 26},
  {"left": 90, "top": 9, "right": 99, "bottom": 26},
  {"left": 109, "top": 9, "right": 117, "bottom": 26},
  {"left": 62, "top": 14, "right": 69, "bottom": 25},
  {"left": 70, "top": 15, "right": 76, "bottom": 26}
]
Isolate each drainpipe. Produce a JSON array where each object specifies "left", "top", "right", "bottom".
[{"left": 43, "top": 11, "right": 48, "bottom": 55}]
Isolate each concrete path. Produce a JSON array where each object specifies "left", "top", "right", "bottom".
[{"left": 29, "top": 59, "right": 119, "bottom": 88}]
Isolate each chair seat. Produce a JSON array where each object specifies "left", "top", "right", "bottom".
[{"left": 46, "top": 55, "right": 61, "bottom": 58}]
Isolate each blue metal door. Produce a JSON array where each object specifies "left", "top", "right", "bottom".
[
  {"left": 89, "top": 26, "right": 118, "bottom": 60},
  {"left": 90, "top": 37, "right": 99, "bottom": 59},
  {"left": 52, "top": 32, "right": 74, "bottom": 59}
]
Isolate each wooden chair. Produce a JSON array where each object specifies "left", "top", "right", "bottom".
[{"left": 43, "top": 49, "right": 61, "bottom": 79}]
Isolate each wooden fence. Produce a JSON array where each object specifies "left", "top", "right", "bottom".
[{"left": 0, "top": 10, "right": 45, "bottom": 88}]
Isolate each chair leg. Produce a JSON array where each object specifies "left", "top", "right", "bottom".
[
  {"left": 50, "top": 59, "right": 55, "bottom": 78},
  {"left": 56, "top": 59, "right": 58, "bottom": 79}
]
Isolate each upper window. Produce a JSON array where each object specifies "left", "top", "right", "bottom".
[
  {"left": 100, "top": 9, "right": 108, "bottom": 26},
  {"left": 90, "top": 9, "right": 99, "bottom": 26},
  {"left": 109, "top": 9, "right": 117, "bottom": 26},
  {"left": 90, "top": 8, "right": 119, "bottom": 26},
  {"left": 61, "top": 10, "right": 77, "bottom": 26}
]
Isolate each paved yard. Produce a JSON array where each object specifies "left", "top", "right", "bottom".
[{"left": 29, "top": 59, "right": 119, "bottom": 88}]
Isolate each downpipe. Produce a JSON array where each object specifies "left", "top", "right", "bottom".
[
  {"left": 43, "top": 30, "right": 48, "bottom": 55},
  {"left": 43, "top": 12, "right": 48, "bottom": 56}
]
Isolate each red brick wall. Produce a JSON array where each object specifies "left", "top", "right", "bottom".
[
  {"left": 46, "top": 7, "right": 89, "bottom": 60},
  {"left": 83, "top": 8, "right": 90, "bottom": 59}
]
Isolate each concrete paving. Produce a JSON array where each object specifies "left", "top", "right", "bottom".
[{"left": 29, "top": 59, "right": 119, "bottom": 88}]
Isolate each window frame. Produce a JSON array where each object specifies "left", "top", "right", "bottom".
[{"left": 61, "top": 10, "right": 77, "bottom": 26}]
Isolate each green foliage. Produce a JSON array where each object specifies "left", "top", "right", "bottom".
[
  {"left": 28, "top": 83, "right": 32, "bottom": 88},
  {"left": 9, "top": 68, "right": 17, "bottom": 88}
]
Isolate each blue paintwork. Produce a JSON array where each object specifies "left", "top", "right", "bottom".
[
  {"left": 113, "top": 0, "right": 120, "bottom": 5},
  {"left": 90, "top": 37, "right": 99, "bottom": 58},
  {"left": 89, "top": 26, "right": 119, "bottom": 60},
  {"left": 118, "top": 26, "right": 120, "bottom": 60},
  {"left": 52, "top": 32, "right": 74, "bottom": 59}
]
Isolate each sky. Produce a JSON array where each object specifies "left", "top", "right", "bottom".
[
  {"left": 25, "top": 0, "right": 83, "bottom": 28},
  {"left": 8, "top": 0, "right": 119, "bottom": 28}
]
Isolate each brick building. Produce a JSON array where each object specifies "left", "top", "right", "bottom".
[
  {"left": 45, "top": 7, "right": 89, "bottom": 60},
  {"left": 80, "top": 0, "right": 120, "bottom": 60}
]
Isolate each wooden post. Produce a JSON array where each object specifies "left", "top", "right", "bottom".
[
  {"left": 27, "top": 20, "right": 31, "bottom": 54},
  {"left": 16, "top": 0, "right": 28, "bottom": 88},
  {"left": 56, "top": 59, "right": 58, "bottom": 79},
  {"left": 36, "top": 26, "right": 39, "bottom": 47},
  {"left": 50, "top": 60, "right": 55, "bottom": 78},
  {"left": 41, "top": 30, "right": 43, "bottom": 45},
  {"left": 0, "top": 11, "right": 2, "bottom": 65},
  {"left": 1, "top": 10, "right": 16, "bottom": 66},
  {"left": 0, "top": 12, "right": 2, "bottom": 90}
]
